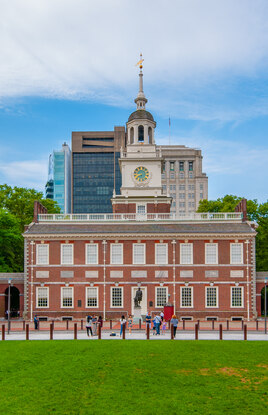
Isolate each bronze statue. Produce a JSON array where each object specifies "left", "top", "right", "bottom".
[{"left": 134, "top": 288, "right": 143, "bottom": 307}]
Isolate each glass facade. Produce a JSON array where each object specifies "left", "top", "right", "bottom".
[{"left": 73, "top": 152, "right": 121, "bottom": 213}]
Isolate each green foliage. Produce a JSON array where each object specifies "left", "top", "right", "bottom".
[
  {"left": 0, "top": 210, "right": 23, "bottom": 272},
  {"left": 0, "top": 184, "right": 60, "bottom": 271},
  {"left": 0, "top": 341, "right": 267, "bottom": 414},
  {"left": 198, "top": 195, "right": 268, "bottom": 271}
]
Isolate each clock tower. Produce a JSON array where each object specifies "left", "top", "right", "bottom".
[{"left": 112, "top": 55, "right": 171, "bottom": 215}]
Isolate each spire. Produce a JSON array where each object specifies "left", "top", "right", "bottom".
[{"left": 135, "top": 53, "right": 148, "bottom": 110}]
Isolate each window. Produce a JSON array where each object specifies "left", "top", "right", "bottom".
[
  {"left": 138, "top": 125, "right": 144, "bottom": 142},
  {"left": 231, "top": 287, "right": 243, "bottom": 307},
  {"left": 86, "top": 244, "right": 98, "bottom": 264},
  {"left": 137, "top": 205, "right": 146, "bottom": 215},
  {"left": 189, "top": 161, "right": 193, "bottom": 171},
  {"left": 231, "top": 243, "right": 243, "bottom": 264},
  {"left": 170, "top": 162, "right": 174, "bottom": 171},
  {"left": 61, "top": 287, "right": 73, "bottom": 308},
  {"left": 111, "top": 287, "right": 123, "bottom": 307},
  {"left": 37, "top": 244, "right": 49, "bottom": 265},
  {"left": 111, "top": 244, "right": 123, "bottom": 264},
  {"left": 36, "top": 287, "right": 49, "bottom": 308},
  {"left": 200, "top": 193, "right": 203, "bottom": 199},
  {"left": 206, "top": 287, "right": 218, "bottom": 308},
  {"left": 179, "top": 185, "right": 185, "bottom": 190},
  {"left": 200, "top": 184, "right": 203, "bottom": 190},
  {"left": 86, "top": 287, "right": 98, "bottom": 307},
  {"left": 179, "top": 193, "right": 185, "bottom": 199},
  {"left": 133, "top": 243, "right": 145, "bottom": 264},
  {"left": 61, "top": 244, "right": 73, "bottom": 265},
  {"left": 179, "top": 161, "right": 184, "bottom": 171},
  {"left": 189, "top": 172, "right": 193, "bottom": 178},
  {"left": 179, "top": 202, "right": 185, "bottom": 208},
  {"left": 180, "top": 243, "right": 193, "bottom": 264},
  {"left": 205, "top": 243, "right": 218, "bottom": 264},
  {"left": 181, "top": 287, "right": 193, "bottom": 307},
  {"left": 170, "top": 172, "right": 175, "bottom": 179},
  {"left": 179, "top": 172, "right": 184, "bottom": 179},
  {"left": 156, "top": 287, "right": 168, "bottom": 307},
  {"left": 155, "top": 243, "right": 168, "bottom": 264}
]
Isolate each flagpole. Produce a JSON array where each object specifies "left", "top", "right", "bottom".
[{"left": 169, "top": 116, "right": 171, "bottom": 145}]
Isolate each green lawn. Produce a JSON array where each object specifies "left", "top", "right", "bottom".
[{"left": 0, "top": 341, "right": 267, "bottom": 414}]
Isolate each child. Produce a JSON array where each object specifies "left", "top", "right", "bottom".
[
  {"left": 161, "top": 320, "right": 167, "bottom": 335},
  {"left": 128, "top": 315, "right": 133, "bottom": 334}
]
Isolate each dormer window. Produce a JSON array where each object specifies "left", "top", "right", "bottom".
[{"left": 138, "top": 125, "right": 144, "bottom": 142}]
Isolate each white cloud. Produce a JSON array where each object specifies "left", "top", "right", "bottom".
[
  {"left": 0, "top": 159, "right": 47, "bottom": 191},
  {"left": 0, "top": 0, "right": 268, "bottom": 121}
]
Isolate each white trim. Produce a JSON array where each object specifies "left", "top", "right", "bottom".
[
  {"left": 85, "top": 243, "right": 98, "bottom": 265},
  {"left": 62, "top": 316, "right": 73, "bottom": 321},
  {"left": 131, "top": 286, "right": 147, "bottom": 315},
  {"left": 180, "top": 316, "right": 193, "bottom": 321},
  {"left": 205, "top": 286, "right": 219, "bottom": 308},
  {"left": 61, "top": 244, "right": 73, "bottom": 265},
  {"left": 206, "top": 316, "right": 218, "bottom": 321},
  {"left": 110, "top": 286, "right": 124, "bottom": 308},
  {"left": 230, "top": 243, "right": 243, "bottom": 264},
  {"left": 155, "top": 286, "right": 168, "bottom": 308},
  {"left": 61, "top": 286, "right": 74, "bottom": 308},
  {"left": 36, "top": 244, "right": 49, "bottom": 265},
  {"left": 205, "top": 243, "right": 218, "bottom": 265},
  {"left": 230, "top": 286, "right": 244, "bottom": 308},
  {"left": 36, "top": 286, "right": 49, "bottom": 308},
  {"left": 110, "top": 243, "right": 123, "bottom": 265},
  {"left": 85, "top": 286, "right": 99, "bottom": 308},
  {"left": 155, "top": 243, "right": 168, "bottom": 265},
  {"left": 133, "top": 243, "right": 146, "bottom": 265},
  {"left": 180, "top": 243, "right": 193, "bottom": 265},
  {"left": 180, "top": 286, "right": 193, "bottom": 308},
  {"left": 231, "top": 316, "right": 244, "bottom": 321}
]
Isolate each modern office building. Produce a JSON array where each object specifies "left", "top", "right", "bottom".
[
  {"left": 160, "top": 145, "right": 208, "bottom": 216},
  {"left": 72, "top": 128, "right": 125, "bottom": 213},
  {"left": 45, "top": 143, "right": 71, "bottom": 213}
]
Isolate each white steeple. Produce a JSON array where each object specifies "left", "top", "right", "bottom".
[{"left": 134, "top": 53, "right": 148, "bottom": 110}]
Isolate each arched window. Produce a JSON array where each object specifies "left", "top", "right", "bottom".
[
  {"left": 148, "top": 127, "right": 152, "bottom": 144},
  {"left": 138, "top": 125, "right": 144, "bottom": 142},
  {"left": 130, "top": 127, "right": 134, "bottom": 144}
]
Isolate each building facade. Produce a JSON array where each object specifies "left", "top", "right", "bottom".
[
  {"left": 22, "top": 63, "right": 258, "bottom": 322},
  {"left": 45, "top": 143, "right": 71, "bottom": 214}
]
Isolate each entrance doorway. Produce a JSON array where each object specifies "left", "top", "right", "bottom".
[
  {"left": 261, "top": 286, "right": 268, "bottom": 316},
  {"left": 5, "top": 286, "right": 20, "bottom": 318},
  {"left": 131, "top": 287, "right": 147, "bottom": 316}
]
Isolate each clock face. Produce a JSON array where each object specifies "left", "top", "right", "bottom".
[{"left": 134, "top": 166, "right": 149, "bottom": 182}]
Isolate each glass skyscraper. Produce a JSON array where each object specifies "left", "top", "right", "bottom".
[{"left": 45, "top": 143, "right": 71, "bottom": 213}]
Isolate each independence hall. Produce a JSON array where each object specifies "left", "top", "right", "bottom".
[{"left": 20, "top": 62, "right": 260, "bottom": 322}]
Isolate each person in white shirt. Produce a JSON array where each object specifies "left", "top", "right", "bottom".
[{"left": 120, "top": 315, "right": 126, "bottom": 337}]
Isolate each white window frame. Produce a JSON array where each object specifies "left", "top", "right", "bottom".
[
  {"left": 231, "top": 286, "right": 244, "bottom": 308},
  {"left": 61, "top": 244, "right": 73, "bottom": 265},
  {"left": 133, "top": 243, "right": 146, "bottom": 265},
  {"left": 85, "top": 287, "right": 99, "bottom": 308},
  {"left": 137, "top": 204, "right": 147, "bottom": 215},
  {"left": 180, "top": 286, "right": 193, "bottom": 308},
  {"left": 230, "top": 243, "right": 243, "bottom": 264},
  {"left": 111, "top": 287, "right": 124, "bottom": 308},
  {"left": 205, "top": 243, "right": 218, "bottom": 265},
  {"left": 205, "top": 286, "right": 218, "bottom": 308},
  {"left": 36, "top": 287, "right": 49, "bottom": 308},
  {"left": 61, "top": 286, "right": 74, "bottom": 308},
  {"left": 155, "top": 286, "right": 168, "bottom": 308},
  {"left": 180, "top": 243, "right": 193, "bottom": 265},
  {"left": 86, "top": 243, "right": 98, "bottom": 265},
  {"left": 110, "top": 243, "right": 123, "bottom": 265},
  {"left": 155, "top": 243, "right": 168, "bottom": 265},
  {"left": 36, "top": 244, "right": 49, "bottom": 265}
]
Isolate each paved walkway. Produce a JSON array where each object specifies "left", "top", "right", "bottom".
[{"left": 1, "top": 330, "right": 268, "bottom": 341}]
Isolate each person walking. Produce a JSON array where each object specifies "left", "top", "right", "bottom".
[
  {"left": 34, "top": 315, "right": 39, "bottom": 330},
  {"left": 154, "top": 314, "right": 162, "bottom": 335},
  {"left": 128, "top": 315, "right": 133, "bottom": 335},
  {"left": 170, "top": 314, "right": 179, "bottom": 338},
  {"left": 120, "top": 315, "right": 126, "bottom": 337},
  {"left": 86, "top": 315, "right": 93, "bottom": 337}
]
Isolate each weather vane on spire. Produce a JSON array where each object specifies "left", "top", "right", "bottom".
[{"left": 136, "top": 53, "right": 144, "bottom": 70}]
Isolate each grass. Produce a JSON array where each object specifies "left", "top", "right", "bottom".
[{"left": 0, "top": 341, "right": 267, "bottom": 414}]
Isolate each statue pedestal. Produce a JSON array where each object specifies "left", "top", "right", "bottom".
[{"left": 133, "top": 306, "right": 142, "bottom": 324}]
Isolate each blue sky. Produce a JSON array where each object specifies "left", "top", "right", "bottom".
[{"left": 0, "top": 0, "right": 267, "bottom": 203}]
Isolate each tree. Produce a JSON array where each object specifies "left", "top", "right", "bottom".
[
  {"left": 0, "top": 184, "right": 60, "bottom": 231},
  {"left": 0, "top": 210, "right": 23, "bottom": 272},
  {"left": 0, "top": 184, "right": 61, "bottom": 271},
  {"left": 198, "top": 195, "right": 268, "bottom": 271}
]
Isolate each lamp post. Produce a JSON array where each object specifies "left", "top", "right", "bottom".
[
  {"left": 265, "top": 278, "right": 267, "bottom": 335},
  {"left": 7, "top": 279, "right": 11, "bottom": 334}
]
